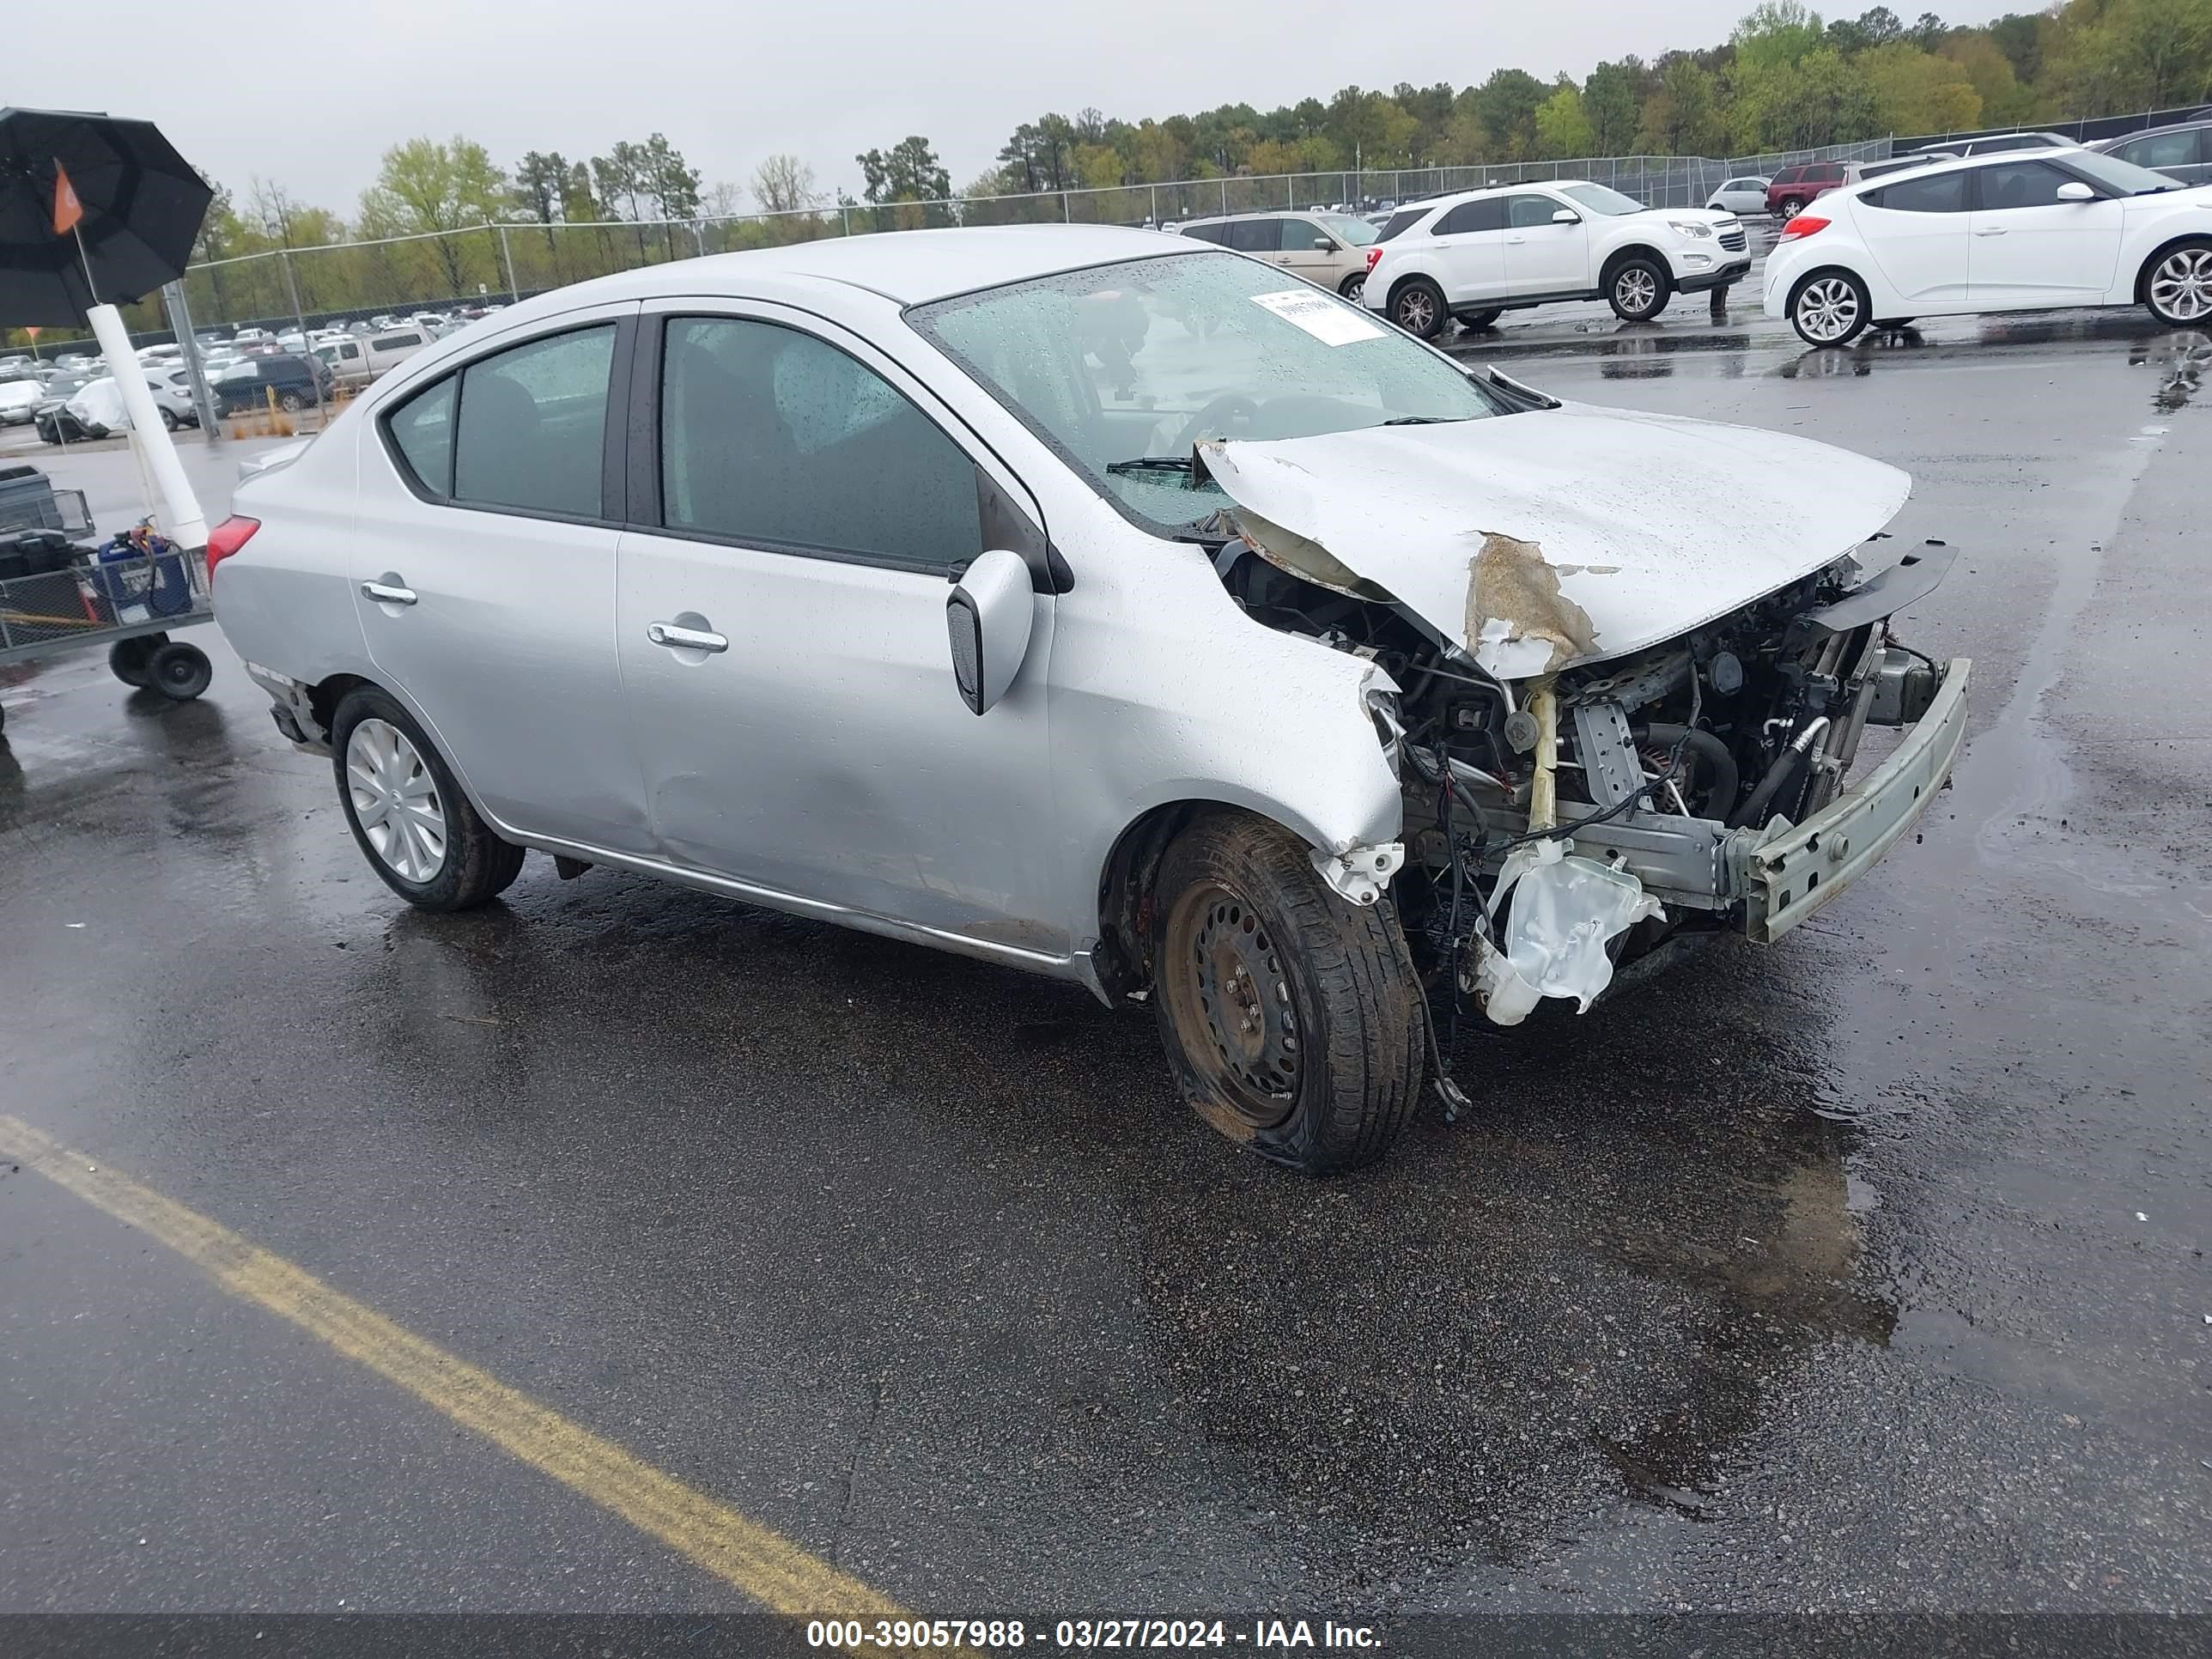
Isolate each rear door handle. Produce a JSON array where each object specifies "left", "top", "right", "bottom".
[
  {"left": 1506, "top": 234, "right": 1527, "bottom": 245},
  {"left": 647, "top": 621, "right": 728, "bottom": 653},
  {"left": 1973, "top": 227, "right": 2008, "bottom": 237},
  {"left": 360, "top": 580, "right": 416, "bottom": 605}
]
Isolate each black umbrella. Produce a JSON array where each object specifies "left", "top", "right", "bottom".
[{"left": 0, "top": 107, "right": 213, "bottom": 326}]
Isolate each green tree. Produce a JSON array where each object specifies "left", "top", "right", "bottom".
[
  {"left": 1583, "top": 59, "right": 1647, "bottom": 154},
  {"left": 359, "top": 136, "right": 507, "bottom": 294},
  {"left": 1863, "top": 41, "right": 1984, "bottom": 132},
  {"left": 1468, "top": 68, "right": 1549, "bottom": 158},
  {"left": 638, "top": 133, "right": 702, "bottom": 258},
  {"left": 1734, "top": 1, "right": 1828, "bottom": 72},
  {"left": 1534, "top": 83, "right": 1597, "bottom": 158},
  {"left": 857, "top": 136, "right": 951, "bottom": 228},
  {"left": 1638, "top": 56, "right": 1728, "bottom": 154}
]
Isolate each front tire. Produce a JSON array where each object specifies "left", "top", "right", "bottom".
[
  {"left": 159, "top": 406, "right": 179, "bottom": 431},
  {"left": 2142, "top": 240, "right": 2212, "bottom": 327},
  {"left": 1607, "top": 256, "right": 1672, "bottom": 322},
  {"left": 330, "top": 686, "right": 526, "bottom": 911},
  {"left": 1458, "top": 308, "right": 1503, "bottom": 331},
  {"left": 1790, "top": 269, "right": 1870, "bottom": 346},
  {"left": 1338, "top": 271, "right": 1366, "bottom": 303},
  {"left": 1389, "top": 277, "right": 1448, "bottom": 340},
  {"left": 1152, "top": 812, "right": 1425, "bottom": 1176}
]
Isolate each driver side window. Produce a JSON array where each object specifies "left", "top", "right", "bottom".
[{"left": 1507, "top": 194, "right": 1562, "bottom": 228}]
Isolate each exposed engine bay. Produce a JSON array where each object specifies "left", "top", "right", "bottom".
[{"left": 1208, "top": 525, "right": 1960, "bottom": 1030}]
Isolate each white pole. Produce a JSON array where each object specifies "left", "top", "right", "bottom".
[{"left": 84, "top": 302, "right": 208, "bottom": 548}]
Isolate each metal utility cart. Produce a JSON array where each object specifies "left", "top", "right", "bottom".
[{"left": 0, "top": 463, "right": 214, "bottom": 738}]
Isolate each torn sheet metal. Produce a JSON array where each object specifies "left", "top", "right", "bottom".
[{"left": 1196, "top": 408, "right": 1911, "bottom": 679}]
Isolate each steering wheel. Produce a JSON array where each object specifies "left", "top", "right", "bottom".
[{"left": 1170, "top": 393, "right": 1261, "bottom": 456}]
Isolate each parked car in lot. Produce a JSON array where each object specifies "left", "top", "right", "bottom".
[
  {"left": 31, "top": 373, "right": 99, "bottom": 441},
  {"left": 1175, "top": 210, "right": 1382, "bottom": 300},
  {"left": 211, "top": 353, "right": 333, "bottom": 415},
  {"left": 1905, "top": 131, "right": 2072, "bottom": 160},
  {"left": 1765, "top": 145, "right": 2212, "bottom": 344},
  {"left": 1365, "top": 179, "right": 1751, "bottom": 334},
  {"left": 0, "top": 380, "right": 43, "bottom": 425},
  {"left": 1766, "top": 161, "right": 1852, "bottom": 216},
  {"left": 212, "top": 226, "right": 1967, "bottom": 1174},
  {"left": 2091, "top": 118, "right": 2212, "bottom": 187},
  {"left": 1705, "top": 174, "right": 1771, "bottom": 215},
  {"left": 63, "top": 368, "right": 201, "bottom": 434}
]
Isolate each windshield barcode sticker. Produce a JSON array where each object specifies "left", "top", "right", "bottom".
[{"left": 1249, "top": 289, "right": 1386, "bottom": 345}]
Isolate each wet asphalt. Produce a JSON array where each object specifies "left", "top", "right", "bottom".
[{"left": 2, "top": 268, "right": 2209, "bottom": 1624}]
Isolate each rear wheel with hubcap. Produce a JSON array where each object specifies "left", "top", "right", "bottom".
[
  {"left": 331, "top": 685, "right": 526, "bottom": 910},
  {"left": 1389, "top": 277, "right": 1448, "bottom": 340},
  {"left": 1153, "top": 811, "right": 1425, "bottom": 1176},
  {"left": 1338, "top": 271, "right": 1367, "bottom": 303},
  {"left": 2143, "top": 240, "right": 2212, "bottom": 326},
  {"left": 1790, "top": 270, "right": 1870, "bottom": 346}
]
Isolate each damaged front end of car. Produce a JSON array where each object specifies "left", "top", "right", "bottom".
[{"left": 1192, "top": 405, "right": 1971, "bottom": 1032}]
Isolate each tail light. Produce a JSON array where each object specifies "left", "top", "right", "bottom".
[
  {"left": 204, "top": 514, "right": 259, "bottom": 583},
  {"left": 1366, "top": 246, "right": 1383, "bottom": 270},
  {"left": 1778, "top": 215, "right": 1830, "bottom": 244}
]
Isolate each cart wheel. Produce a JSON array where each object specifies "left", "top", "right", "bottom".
[
  {"left": 147, "top": 641, "right": 213, "bottom": 702},
  {"left": 110, "top": 634, "right": 168, "bottom": 688}
]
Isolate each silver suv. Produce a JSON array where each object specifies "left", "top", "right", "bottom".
[{"left": 211, "top": 227, "right": 1966, "bottom": 1174}]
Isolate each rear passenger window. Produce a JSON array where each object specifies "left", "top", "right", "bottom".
[
  {"left": 1866, "top": 171, "right": 1970, "bottom": 213},
  {"left": 386, "top": 377, "right": 455, "bottom": 496},
  {"left": 659, "top": 318, "right": 981, "bottom": 572},
  {"left": 451, "top": 325, "right": 615, "bottom": 519},
  {"left": 1434, "top": 198, "right": 1505, "bottom": 236},
  {"left": 1222, "top": 220, "right": 1274, "bottom": 252}
]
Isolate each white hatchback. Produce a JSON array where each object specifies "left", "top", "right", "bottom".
[{"left": 1764, "top": 146, "right": 2212, "bottom": 345}]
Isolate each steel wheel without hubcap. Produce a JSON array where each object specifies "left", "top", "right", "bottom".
[
  {"left": 345, "top": 717, "right": 448, "bottom": 883},
  {"left": 2148, "top": 247, "right": 2212, "bottom": 323},
  {"left": 1163, "top": 882, "right": 1302, "bottom": 1132},
  {"left": 1795, "top": 275, "right": 1863, "bottom": 343}
]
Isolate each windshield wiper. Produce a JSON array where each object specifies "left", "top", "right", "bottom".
[
  {"left": 1380, "top": 415, "right": 1457, "bottom": 426},
  {"left": 1105, "top": 455, "right": 1196, "bottom": 474}
]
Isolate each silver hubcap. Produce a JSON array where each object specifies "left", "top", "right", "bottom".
[
  {"left": 346, "top": 718, "right": 448, "bottom": 883},
  {"left": 2150, "top": 249, "right": 2212, "bottom": 321},
  {"left": 1797, "top": 276, "right": 1861, "bottom": 343},
  {"left": 1343, "top": 276, "right": 1364, "bottom": 302},
  {"left": 1399, "top": 289, "right": 1436, "bottom": 331},
  {"left": 1617, "top": 268, "right": 1657, "bottom": 313}
]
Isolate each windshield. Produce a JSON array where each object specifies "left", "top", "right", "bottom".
[
  {"left": 1318, "top": 213, "right": 1377, "bottom": 246},
  {"left": 908, "top": 249, "right": 1505, "bottom": 537},
  {"left": 2061, "top": 148, "right": 2182, "bottom": 195},
  {"left": 1559, "top": 183, "right": 1646, "bottom": 216}
]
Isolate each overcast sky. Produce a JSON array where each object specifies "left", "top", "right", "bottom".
[{"left": 24, "top": 2, "right": 1919, "bottom": 212}]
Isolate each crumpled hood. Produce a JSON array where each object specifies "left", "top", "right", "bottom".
[{"left": 1198, "top": 404, "right": 1911, "bottom": 679}]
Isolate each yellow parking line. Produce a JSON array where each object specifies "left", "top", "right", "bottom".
[{"left": 0, "top": 1115, "right": 917, "bottom": 1636}]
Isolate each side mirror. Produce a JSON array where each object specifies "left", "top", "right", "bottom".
[
  {"left": 1552, "top": 207, "right": 1581, "bottom": 225},
  {"left": 2055, "top": 179, "right": 2096, "bottom": 202},
  {"left": 946, "top": 548, "right": 1035, "bottom": 715},
  {"left": 1313, "top": 236, "right": 1337, "bottom": 251}
]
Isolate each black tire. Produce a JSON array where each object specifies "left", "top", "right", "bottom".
[
  {"left": 1458, "top": 308, "right": 1503, "bottom": 331},
  {"left": 159, "top": 406, "right": 179, "bottom": 431},
  {"left": 1152, "top": 811, "right": 1425, "bottom": 1176},
  {"left": 1778, "top": 196, "right": 1806, "bottom": 218},
  {"left": 146, "top": 641, "right": 212, "bottom": 702},
  {"left": 329, "top": 684, "right": 525, "bottom": 912},
  {"left": 1788, "top": 268, "right": 1871, "bottom": 347},
  {"left": 109, "top": 633, "right": 168, "bottom": 687},
  {"left": 1337, "top": 271, "right": 1367, "bottom": 303},
  {"left": 2140, "top": 239, "right": 2212, "bottom": 328},
  {"left": 1871, "top": 317, "right": 1916, "bottom": 330},
  {"left": 1606, "top": 255, "right": 1672, "bottom": 322},
  {"left": 277, "top": 391, "right": 306, "bottom": 413},
  {"left": 1389, "top": 276, "right": 1448, "bottom": 340}
]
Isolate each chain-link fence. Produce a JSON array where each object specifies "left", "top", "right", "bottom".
[{"left": 167, "top": 138, "right": 1893, "bottom": 334}]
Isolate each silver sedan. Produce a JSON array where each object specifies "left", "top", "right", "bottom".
[{"left": 211, "top": 225, "right": 1964, "bottom": 1173}]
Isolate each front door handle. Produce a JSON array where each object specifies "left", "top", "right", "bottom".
[
  {"left": 361, "top": 580, "right": 416, "bottom": 605},
  {"left": 1973, "top": 227, "right": 2008, "bottom": 237},
  {"left": 1506, "top": 234, "right": 1528, "bottom": 245},
  {"left": 647, "top": 621, "right": 728, "bottom": 653}
]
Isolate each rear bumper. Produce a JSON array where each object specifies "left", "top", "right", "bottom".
[{"left": 1739, "top": 658, "right": 1971, "bottom": 944}]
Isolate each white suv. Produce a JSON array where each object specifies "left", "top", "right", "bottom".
[{"left": 1364, "top": 180, "right": 1751, "bottom": 336}]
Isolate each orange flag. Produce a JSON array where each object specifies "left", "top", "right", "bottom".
[{"left": 53, "top": 162, "right": 82, "bottom": 236}]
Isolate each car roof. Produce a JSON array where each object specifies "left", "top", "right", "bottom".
[
  {"left": 2094, "top": 117, "right": 2212, "bottom": 144},
  {"left": 486, "top": 226, "right": 1199, "bottom": 321}
]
